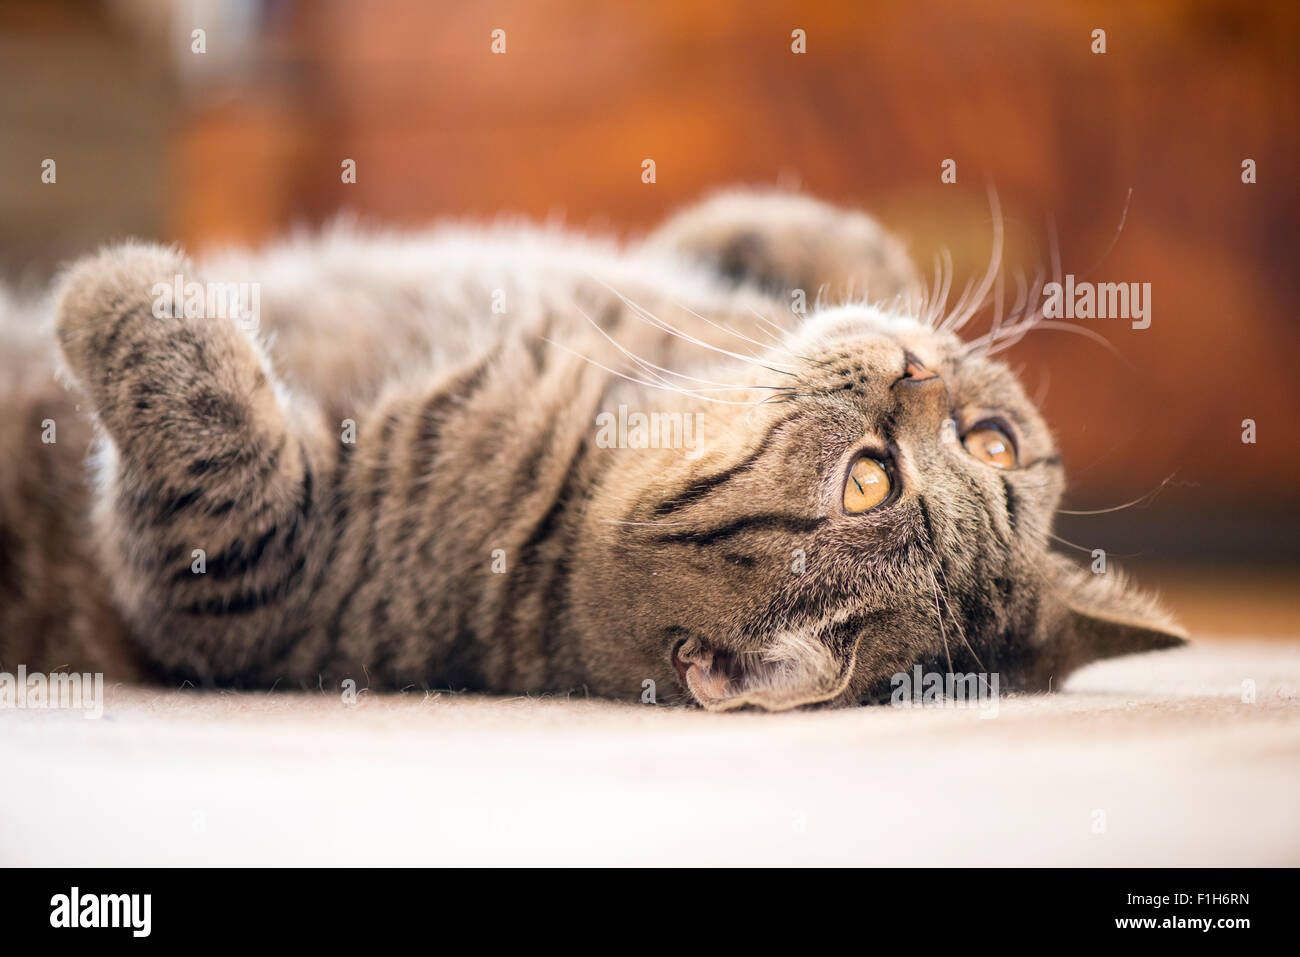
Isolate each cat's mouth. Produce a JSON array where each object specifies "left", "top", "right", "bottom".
[{"left": 671, "top": 633, "right": 856, "bottom": 712}]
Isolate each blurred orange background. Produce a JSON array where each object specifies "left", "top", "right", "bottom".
[{"left": 2, "top": 0, "right": 1298, "bottom": 602}]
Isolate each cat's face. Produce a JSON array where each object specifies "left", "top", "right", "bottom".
[{"left": 574, "top": 306, "right": 1184, "bottom": 710}]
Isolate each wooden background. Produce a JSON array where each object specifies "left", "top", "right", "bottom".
[{"left": 3, "top": 0, "right": 1298, "bottom": 563}]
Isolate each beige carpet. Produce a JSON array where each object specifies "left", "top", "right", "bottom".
[{"left": 2, "top": 639, "right": 1298, "bottom": 866}]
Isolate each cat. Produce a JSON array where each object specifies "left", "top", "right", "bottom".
[{"left": 0, "top": 190, "right": 1185, "bottom": 710}]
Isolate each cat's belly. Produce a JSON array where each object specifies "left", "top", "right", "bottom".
[{"left": 196, "top": 226, "right": 731, "bottom": 416}]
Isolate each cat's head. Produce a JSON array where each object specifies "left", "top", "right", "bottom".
[{"left": 573, "top": 304, "right": 1185, "bottom": 710}]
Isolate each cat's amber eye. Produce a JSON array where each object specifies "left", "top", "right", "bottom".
[
  {"left": 843, "top": 457, "right": 892, "bottom": 513},
  {"left": 963, "top": 424, "right": 1017, "bottom": 468}
]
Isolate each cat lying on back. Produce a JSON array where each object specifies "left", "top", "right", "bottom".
[{"left": 0, "top": 190, "right": 1184, "bottom": 710}]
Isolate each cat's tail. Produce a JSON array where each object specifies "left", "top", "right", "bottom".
[{"left": 0, "top": 284, "right": 138, "bottom": 679}]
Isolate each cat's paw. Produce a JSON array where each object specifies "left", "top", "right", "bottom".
[
  {"left": 54, "top": 242, "right": 190, "bottom": 396},
  {"left": 646, "top": 189, "right": 921, "bottom": 305}
]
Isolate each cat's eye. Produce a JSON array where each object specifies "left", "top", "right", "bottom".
[
  {"left": 963, "top": 423, "right": 1017, "bottom": 468},
  {"left": 843, "top": 457, "right": 892, "bottom": 513}
]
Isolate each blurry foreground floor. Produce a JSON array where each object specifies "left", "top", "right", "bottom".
[{"left": 2, "top": 638, "right": 1297, "bottom": 866}]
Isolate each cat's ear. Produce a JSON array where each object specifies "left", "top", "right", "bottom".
[{"left": 1027, "top": 553, "right": 1187, "bottom": 688}]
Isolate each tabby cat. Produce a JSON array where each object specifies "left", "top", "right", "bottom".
[{"left": 0, "top": 190, "right": 1184, "bottom": 710}]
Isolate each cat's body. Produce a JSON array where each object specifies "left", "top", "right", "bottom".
[{"left": 0, "top": 191, "right": 1183, "bottom": 709}]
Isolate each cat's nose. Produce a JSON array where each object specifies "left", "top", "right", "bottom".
[
  {"left": 899, "top": 353, "right": 939, "bottom": 382},
  {"left": 894, "top": 352, "right": 940, "bottom": 386},
  {"left": 892, "top": 351, "right": 949, "bottom": 428}
]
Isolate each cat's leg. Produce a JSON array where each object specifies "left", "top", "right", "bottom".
[
  {"left": 644, "top": 189, "right": 921, "bottom": 307},
  {"left": 54, "top": 243, "right": 330, "bottom": 683}
]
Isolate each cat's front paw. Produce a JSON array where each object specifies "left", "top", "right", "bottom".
[{"left": 54, "top": 242, "right": 190, "bottom": 397}]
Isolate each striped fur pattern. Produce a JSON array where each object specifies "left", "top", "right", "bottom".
[{"left": 0, "top": 190, "right": 1184, "bottom": 709}]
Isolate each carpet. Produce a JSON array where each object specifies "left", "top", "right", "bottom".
[{"left": 2, "top": 639, "right": 1297, "bottom": 866}]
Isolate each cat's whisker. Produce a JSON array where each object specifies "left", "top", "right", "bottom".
[
  {"left": 967, "top": 268, "right": 1029, "bottom": 358},
  {"left": 744, "top": 306, "right": 818, "bottom": 363},
  {"left": 944, "top": 274, "right": 978, "bottom": 332},
  {"left": 759, "top": 390, "right": 822, "bottom": 404},
  {"left": 942, "top": 183, "right": 1005, "bottom": 334},
  {"left": 1048, "top": 210, "right": 1063, "bottom": 290},
  {"left": 1057, "top": 473, "right": 1179, "bottom": 515},
  {"left": 587, "top": 275, "right": 799, "bottom": 372},
  {"left": 682, "top": 384, "right": 798, "bottom": 393},
  {"left": 928, "top": 252, "right": 948, "bottom": 328},
  {"left": 600, "top": 520, "right": 687, "bottom": 527},
  {"left": 746, "top": 305, "right": 798, "bottom": 345},
  {"left": 1040, "top": 526, "right": 1146, "bottom": 559},
  {"left": 540, "top": 337, "right": 769, "bottom": 405},
  {"left": 987, "top": 260, "right": 1007, "bottom": 344},
  {"left": 746, "top": 316, "right": 784, "bottom": 347},
  {"left": 1010, "top": 269, "right": 1029, "bottom": 322},
  {"left": 621, "top": 294, "right": 797, "bottom": 375},
  {"left": 930, "top": 248, "right": 954, "bottom": 329},
  {"left": 964, "top": 189, "right": 1139, "bottom": 354},
  {"left": 929, "top": 569, "right": 954, "bottom": 678},
  {"left": 922, "top": 251, "right": 940, "bottom": 328},
  {"left": 814, "top": 282, "right": 830, "bottom": 312},
  {"left": 603, "top": 335, "right": 712, "bottom": 396},
  {"left": 927, "top": 546, "right": 987, "bottom": 677},
  {"left": 668, "top": 298, "right": 806, "bottom": 365},
  {"left": 574, "top": 305, "right": 751, "bottom": 391},
  {"left": 916, "top": 260, "right": 931, "bottom": 326},
  {"left": 1020, "top": 519, "right": 1105, "bottom": 555},
  {"left": 1075, "top": 186, "right": 1133, "bottom": 281},
  {"left": 1032, "top": 365, "right": 1051, "bottom": 407},
  {"left": 986, "top": 321, "right": 1132, "bottom": 368},
  {"left": 964, "top": 269, "right": 1047, "bottom": 357},
  {"left": 914, "top": 509, "right": 988, "bottom": 679},
  {"left": 966, "top": 188, "right": 1140, "bottom": 364}
]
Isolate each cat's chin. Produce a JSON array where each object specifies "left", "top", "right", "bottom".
[{"left": 671, "top": 634, "right": 855, "bottom": 712}]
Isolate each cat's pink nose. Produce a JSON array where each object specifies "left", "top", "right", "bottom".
[{"left": 901, "top": 353, "right": 939, "bottom": 381}]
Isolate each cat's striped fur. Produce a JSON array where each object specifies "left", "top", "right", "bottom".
[{"left": 0, "top": 191, "right": 1183, "bottom": 708}]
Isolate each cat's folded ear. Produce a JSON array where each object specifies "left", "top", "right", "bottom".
[{"left": 1023, "top": 553, "right": 1187, "bottom": 689}]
